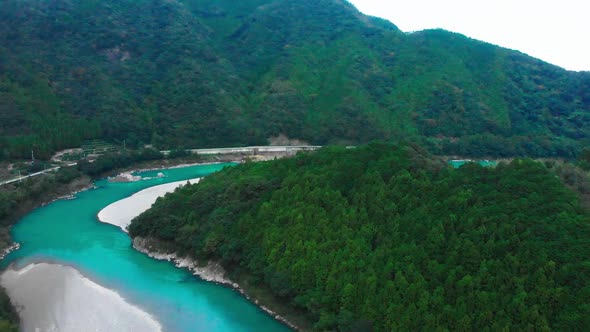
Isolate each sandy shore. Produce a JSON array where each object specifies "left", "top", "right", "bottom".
[
  {"left": 0, "top": 263, "right": 162, "bottom": 332},
  {"left": 97, "top": 178, "right": 201, "bottom": 232}
]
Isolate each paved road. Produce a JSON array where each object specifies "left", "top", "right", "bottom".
[
  {"left": 161, "top": 145, "right": 322, "bottom": 155},
  {"left": 0, "top": 163, "right": 77, "bottom": 187},
  {"left": 1, "top": 146, "right": 322, "bottom": 187}
]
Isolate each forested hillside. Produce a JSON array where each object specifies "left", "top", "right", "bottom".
[
  {"left": 0, "top": 290, "right": 17, "bottom": 332},
  {"left": 131, "top": 144, "right": 590, "bottom": 330},
  {"left": 1, "top": 0, "right": 589, "bottom": 159}
]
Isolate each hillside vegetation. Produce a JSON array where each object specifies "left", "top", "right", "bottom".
[
  {"left": 0, "top": 290, "right": 17, "bottom": 332},
  {"left": 130, "top": 144, "right": 590, "bottom": 330},
  {"left": 0, "top": 165, "right": 88, "bottom": 332},
  {"left": 1, "top": 0, "right": 589, "bottom": 159}
]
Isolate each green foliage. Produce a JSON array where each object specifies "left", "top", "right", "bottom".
[
  {"left": 0, "top": 167, "right": 83, "bottom": 224},
  {"left": 578, "top": 148, "right": 590, "bottom": 171},
  {"left": 0, "top": 287, "right": 17, "bottom": 332},
  {"left": 77, "top": 148, "right": 164, "bottom": 177},
  {"left": 0, "top": 1, "right": 589, "bottom": 158},
  {"left": 167, "top": 149, "right": 191, "bottom": 159},
  {"left": 131, "top": 144, "right": 590, "bottom": 330},
  {"left": 0, "top": 166, "right": 86, "bottom": 331},
  {"left": 0, "top": 164, "right": 98, "bottom": 329}
]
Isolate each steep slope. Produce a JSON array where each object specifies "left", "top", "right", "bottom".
[
  {"left": 130, "top": 144, "right": 590, "bottom": 330},
  {"left": 0, "top": 0, "right": 244, "bottom": 158},
  {"left": 0, "top": 0, "right": 589, "bottom": 159}
]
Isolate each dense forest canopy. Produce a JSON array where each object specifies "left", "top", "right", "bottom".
[
  {"left": 131, "top": 144, "right": 590, "bottom": 330},
  {"left": 1, "top": 0, "right": 589, "bottom": 159}
]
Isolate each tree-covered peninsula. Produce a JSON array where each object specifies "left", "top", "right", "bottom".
[{"left": 130, "top": 144, "right": 590, "bottom": 330}]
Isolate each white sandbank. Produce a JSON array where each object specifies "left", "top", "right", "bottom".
[
  {"left": 0, "top": 263, "right": 162, "bottom": 332},
  {"left": 97, "top": 178, "right": 201, "bottom": 232},
  {"left": 97, "top": 175, "right": 298, "bottom": 330},
  {"left": 108, "top": 172, "right": 142, "bottom": 182}
]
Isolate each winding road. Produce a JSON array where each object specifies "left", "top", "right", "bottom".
[
  {"left": 0, "top": 163, "right": 77, "bottom": 186},
  {"left": 0, "top": 146, "right": 321, "bottom": 187}
]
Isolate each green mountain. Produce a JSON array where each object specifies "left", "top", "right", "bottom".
[
  {"left": 130, "top": 144, "right": 590, "bottom": 330},
  {"left": 1, "top": 0, "right": 589, "bottom": 159}
]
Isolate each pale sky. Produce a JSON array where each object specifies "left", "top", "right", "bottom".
[{"left": 347, "top": 0, "right": 590, "bottom": 72}]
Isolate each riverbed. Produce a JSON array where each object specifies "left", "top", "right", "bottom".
[{"left": 0, "top": 163, "right": 291, "bottom": 332}]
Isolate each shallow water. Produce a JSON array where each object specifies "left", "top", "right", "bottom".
[
  {"left": 1, "top": 263, "right": 163, "bottom": 332},
  {"left": 1, "top": 163, "right": 291, "bottom": 332},
  {"left": 449, "top": 160, "right": 497, "bottom": 168}
]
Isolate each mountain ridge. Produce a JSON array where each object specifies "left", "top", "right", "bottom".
[{"left": 0, "top": 0, "right": 589, "bottom": 159}]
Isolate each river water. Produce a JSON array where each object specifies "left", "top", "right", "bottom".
[{"left": 0, "top": 163, "right": 290, "bottom": 332}]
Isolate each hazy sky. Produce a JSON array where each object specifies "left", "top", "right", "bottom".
[{"left": 347, "top": 0, "right": 590, "bottom": 72}]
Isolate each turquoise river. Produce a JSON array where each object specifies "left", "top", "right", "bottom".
[{"left": 1, "top": 163, "right": 291, "bottom": 332}]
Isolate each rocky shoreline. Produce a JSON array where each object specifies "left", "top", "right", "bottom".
[
  {"left": 2, "top": 157, "right": 309, "bottom": 330},
  {"left": 132, "top": 237, "right": 299, "bottom": 331},
  {"left": 0, "top": 243, "right": 20, "bottom": 261},
  {"left": 44, "top": 183, "right": 96, "bottom": 206}
]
